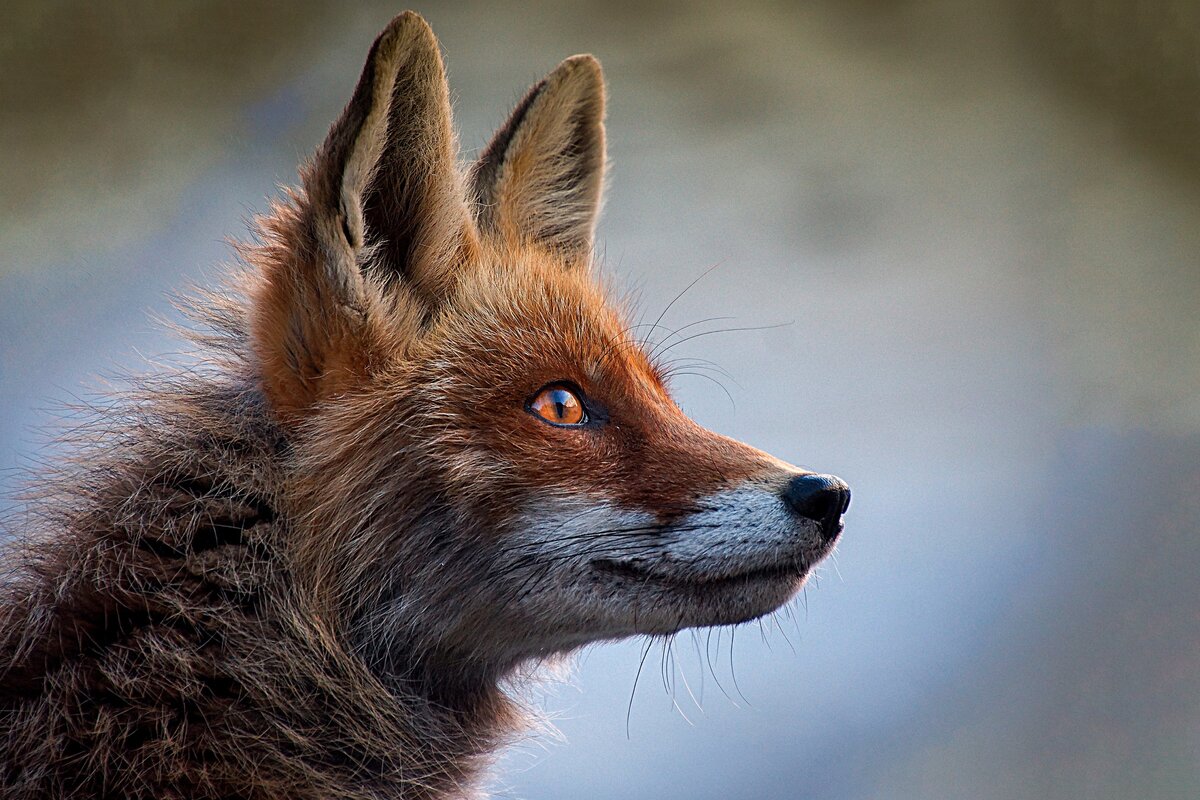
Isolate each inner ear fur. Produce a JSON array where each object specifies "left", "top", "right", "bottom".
[
  {"left": 251, "top": 12, "right": 476, "bottom": 421},
  {"left": 308, "top": 10, "right": 476, "bottom": 305},
  {"left": 470, "top": 54, "right": 607, "bottom": 263}
]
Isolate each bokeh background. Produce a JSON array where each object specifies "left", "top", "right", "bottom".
[{"left": 3, "top": 2, "right": 1198, "bottom": 798}]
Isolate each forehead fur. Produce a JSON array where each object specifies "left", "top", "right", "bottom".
[{"left": 411, "top": 241, "right": 664, "bottom": 395}]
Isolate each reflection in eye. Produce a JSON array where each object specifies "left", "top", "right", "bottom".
[{"left": 529, "top": 384, "right": 587, "bottom": 426}]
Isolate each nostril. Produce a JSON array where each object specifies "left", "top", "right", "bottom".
[{"left": 783, "top": 474, "right": 850, "bottom": 540}]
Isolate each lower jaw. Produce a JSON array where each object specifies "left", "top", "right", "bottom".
[
  {"left": 638, "top": 587, "right": 806, "bottom": 633},
  {"left": 591, "top": 558, "right": 808, "bottom": 591},
  {"left": 590, "top": 560, "right": 811, "bottom": 630}
]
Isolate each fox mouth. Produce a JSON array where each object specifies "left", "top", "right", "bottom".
[
  {"left": 590, "top": 558, "right": 803, "bottom": 592},
  {"left": 591, "top": 551, "right": 819, "bottom": 590},
  {"left": 590, "top": 522, "right": 841, "bottom": 591}
]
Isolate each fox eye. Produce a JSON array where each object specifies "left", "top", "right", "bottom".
[{"left": 528, "top": 384, "right": 587, "bottom": 426}]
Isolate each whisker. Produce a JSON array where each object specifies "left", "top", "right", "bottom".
[
  {"left": 663, "top": 636, "right": 694, "bottom": 725},
  {"left": 653, "top": 321, "right": 793, "bottom": 362},
  {"left": 647, "top": 315, "right": 736, "bottom": 361},
  {"left": 757, "top": 618, "right": 771, "bottom": 650},
  {"left": 657, "top": 355, "right": 740, "bottom": 385},
  {"left": 705, "top": 627, "right": 736, "bottom": 707},
  {"left": 626, "top": 638, "right": 655, "bottom": 739},
  {"left": 676, "top": 635, "right": 703, "bottom": 715},
  {"left": 773, "top": 610, "right": 798, "bottom": 656},
  {"left": 729, "top": 626, "right": 750, "bottom": 707},
  {"left": 643, "top": 263, "right": 724, "bottom": 351},
  {"left": 690, "top": 629, "right": 706, "bottom": 708},
  {"left": 662, "top": 371, "right": 737, "bottom": 412}
]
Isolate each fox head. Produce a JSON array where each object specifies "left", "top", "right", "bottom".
[{"left": 250, "top": 12, "right": 848, "bottom": 688}]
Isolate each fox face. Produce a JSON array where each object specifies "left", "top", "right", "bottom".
[{"left": 252, "top": 13, "right": 848, "bottom": 685}]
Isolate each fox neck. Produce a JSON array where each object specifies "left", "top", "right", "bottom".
[
  {"left": 244, "top": 386, "right": 532, "bottom": 793},
  {"left": 4, "top": 367, "right": 522, "bottom": 799}
]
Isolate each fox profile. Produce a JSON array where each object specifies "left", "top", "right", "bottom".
[{"left": 0, "top": 11, "right": 849, "bottom": 800}]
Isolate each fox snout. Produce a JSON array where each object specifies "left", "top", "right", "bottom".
[
  {"left": 477, "top": 456, "right": 851, "bottom": 655},
  {"left": 783, "top": 473, "right": 851, "bottom": 543}
]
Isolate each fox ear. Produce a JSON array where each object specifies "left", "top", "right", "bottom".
[
  {"left": 308, "top": 10, "right": 475, "bottom": 305},
  {"left": 252, "top": 12, "right": 475, "bottom": 420},
  {"left": 470, "top": 55, "right": 606, "bottom": 263}
]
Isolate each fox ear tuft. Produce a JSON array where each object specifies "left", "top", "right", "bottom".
[
  {"left": 471, "top": 54, "right": 606, "bottom": 263},
  {"left": 251, "top": 12, "right": 473, "bottom": 421}
]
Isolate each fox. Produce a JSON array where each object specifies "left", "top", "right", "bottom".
[{"left": 0, "top": 11, "right": 849, "bottom": 800}]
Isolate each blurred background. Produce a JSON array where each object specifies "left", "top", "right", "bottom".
[{"left": 2, "top": 1, "right": 1198, "bottom": 798}]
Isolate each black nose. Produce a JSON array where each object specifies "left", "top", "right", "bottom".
[{"left": 782, "top": 473, "right": 850, "bottom": 541}]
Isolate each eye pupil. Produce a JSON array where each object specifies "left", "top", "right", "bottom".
[{"left": 530, "top": 384, "right": 586, "bottom": 426}]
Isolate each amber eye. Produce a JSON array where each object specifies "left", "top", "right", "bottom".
[{"left": 528, "top": 384, "right": 587, "bottom": 426}]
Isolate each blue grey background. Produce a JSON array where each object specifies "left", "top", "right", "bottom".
[{"left": 3, "top": 2, "right": 1198, "bottom": 798}]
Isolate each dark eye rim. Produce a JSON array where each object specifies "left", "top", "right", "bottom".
[{"left": 525, "top": 381, "right": 602, "bottom": 428}]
